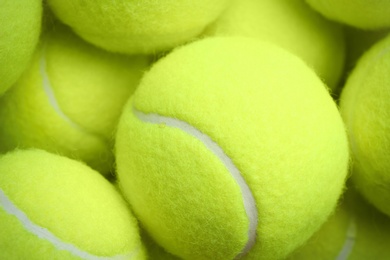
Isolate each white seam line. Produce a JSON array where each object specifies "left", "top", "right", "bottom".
[
  {"left": 0, "top": 189, "right": 139, "bottom": 260},
  {"left": 40, "top": 53, "right": 82, "bottom": 130},
  {"left": 133, "top": 106, "right": 258, "bottom": 258},
  {"left": 40, "top": 48, "right": 107, "bottom": 143},
  {"left": 336, "top": 217, "right": 357, "bottom": 260}
]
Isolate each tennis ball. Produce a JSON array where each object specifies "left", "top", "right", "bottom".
[
  {"left": 0, "top": 24, "right": 149, "bottom": 175},
  {"left": 0, "top": 0, "right": 42, "bottom": 95},
  {"left": 116, "top": 37, "right": 350, "bottom": 260},
  {"left": 288, "top": 188, "right": 390, "bottom": 259},
  {"left": 340, "top": 34, "right": 390, "bottom": 217},
  {"left": 0, "top": 149, "right": 145, "bottom": 259},
  {"left": 305, "top": 0, "right": 390, "bottom": 29},
  {"left": 46, "top": 0, "right": 232, "bottom": 55},
  {"left": 204, "top": 0, "right": 345, "bottom": 90}
]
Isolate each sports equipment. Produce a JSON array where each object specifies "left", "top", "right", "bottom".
[
  {"left": 288, "top": 188, "right": 390, "bottom": 259},
  {"left": 340, "top": 34, "right": 390, "bottom": 217},
  {"left": 0, "top": 24, "right": 149, "bottom": 175},
  {"left": 116, "top": 37, "right": 350, "bottom": 259},
  {"left": 204, "top": 0, "right": 345, "bottom": 90},
  {"left": 305, "top": 0, "right": 390, "bottom": 29},
  {"left": 46, "top": 0, "right": 232, "bottom": 55},
  {"left": 0, "top": 149, "right": 145, "bottom": 259},
  {"left": 0, "top": 0, "right": 42, "bottom": 95}
]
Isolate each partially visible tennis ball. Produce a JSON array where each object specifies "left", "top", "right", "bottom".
[
  {"left": 204, "top": 0, "right": 345, "bottom": 90},
  {"left": 305, "top": 0, "right": 390, "bottom": 29},
  {"left": 0, "top": 24, "right": 149, "bottom": 175},
  {"left": 46, "top": 0, "right": 232, "bottom": 55},
  {"left": 340, "top": 34, "right": 390, "bottom": 217},
  {"left": 288, "top": 188, "right": 390, "bottom": 259},
  {"left": 116, "top": 37, "right": 349, "bottom": 260},
  {"left": 0, "top": 0, "right": 42, "bottom": 95},
  {"left": 0, "top": 149, "right": 145, "bottom": 259}
]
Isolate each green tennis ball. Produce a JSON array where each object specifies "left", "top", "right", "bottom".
[
  {"left": 46, "top": 0, "right": 232, "bottom": 55},
  {"left": 288, "top": 189, "right": 390, "bottom": 259},
  {"left": 305, "top": 0, "right": 390, "bottom": 29},
  {"left": 0, "top": 149, "right": 145, "bottom": 259},
  {"left": 204, "top": 0, "right": 345, "bottom": 90},
  {"left": 116, "top": 37, "right": 350, "bottom": 260},
  {"left": 0, "top": 0, "right": 42, "bottom": 95},
  {"left": 340, "top": 34, "right": 390, "bottom": 217},
  {"left": 0, "top": 24, "right": 149, "bottom": 175}
]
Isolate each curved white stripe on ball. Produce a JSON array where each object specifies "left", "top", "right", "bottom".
[
  {"left": 0, "top": 189, "right": 139, "bottom": 260},
  {"left": 336, "top": 217, "right": 357, "bottom": 260},
  {"left": 133, "top": 107, "right": 258, "bottom": 257},
  {"left": 40, "top": 53, "right": 81, "bottom": 130}
]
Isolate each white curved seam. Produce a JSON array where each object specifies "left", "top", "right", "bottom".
[
  {"left": 133, "top": 107, "right": 258, "bottom": 257},
  {"left": 0, "top": 189, "right": 139, "bottom": 260},
  {"left": 336, "top": 217, "right": 357, "bottom": 260},
  {"left": 40, "top": 54, "right": 82, "bottom": 130}
]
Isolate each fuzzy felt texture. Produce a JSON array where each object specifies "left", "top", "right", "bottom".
[
  {"left": 0, "top": 25, "right": 149, "bottom": 175},
  {"left": 288, "top": 188, "right": 390, "bottom": 259},
  {"left": 340, "top": 34, "right": 390, "bottom": 217},
  {"left": 116, "top": 37, "right": 350, "bottom": 260},
  {"left": 306, "top": 0, "right": 390, "bottom": 29},
  {"left": 46, "top": 0, "right": 232, "bottom": 55},
  {"left": 0, "top": 0, "right": 42, "bottom": 95},
  {"left": 0, "top": 149, "right": 145, "bottom": 259},
  {"left": 204, "top": 0, "right": 345, "bottom": 90}
]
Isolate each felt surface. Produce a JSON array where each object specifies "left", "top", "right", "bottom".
[
  {"left": 0, "top": 0, "right": 42, "bottom": 95},
  {"left": 0, "top": 149, "right": 145, "bottom": 259},
  {"left": 340, "top": 34, "right": 390, "bottom": 217},
  {"left": 204, "top": 0, "right": 345, "bottom": 90},
  {"left": 0, "top": 25, "right": 149, "bottom": 175},
  {"left": 116, "top": 37, "right": 350, "bottom": 260},
  {"left": 46, "top": 0, "right": 232, "bottom": 54},
  {"left": 306, "top": 0, "right": 390, "bottom": 29},
  {"left": 288, "top": 188, "right": 390, "bottom": 259}
]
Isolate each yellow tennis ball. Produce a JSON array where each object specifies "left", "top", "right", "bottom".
[
  {"left": 288, "top": 189, "right": 390, "bottom": 259},
  {"left": 0, "top": 24, "right": 149, "bottom": 175},
  {"left": 340, "top": 34, "right": 390, "bottom": 217},
  {"left": 204, "top": 0, "right": 345, "bottom": 90},
  {"left": 0, "top": 0, "right": 42, "bottom": 95},
  {"left": 305, "top": 0, "right": 390, "bottom": 29},
  {"left": 0, "top": 149, "right": 145, "bottom": 259},
  {"left": 116, "top": 37, "right": 350, "bottom": 260},
  {"left": 45, "top": 0, "right": 232, "bottom": 55}
]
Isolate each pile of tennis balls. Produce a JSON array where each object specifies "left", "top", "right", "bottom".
[{"left": 1, "top": 0, "right": 390, "bottom": 259}]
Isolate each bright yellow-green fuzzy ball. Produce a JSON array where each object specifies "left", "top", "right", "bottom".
[
  {"left": 204, "top": 0, "right": 345, "bottom": 90},
  {"left": 46, "top": 0, "right": 232, "bottom": 55},
  {"left": 289, "top": 189, "right": 390, "bottom": 260},
  {"left": 0, "top": 0, "right": 42, "bottom": 95},
  {"left": 116, "top": 37, "right": 350, "bottom": 260},
  {"left": 0, "top": 25, "right": 149, "bottom": 175},
  {"left": 0, "top": 149, "right": 145, "bottom": 259},
  {"left": 305, "top": 0, "right": 390, "bottom": 29},
  {"left": 340, "top": 34, "right": 390, "bottom": 217}
]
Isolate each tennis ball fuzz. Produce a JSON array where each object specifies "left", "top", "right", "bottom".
[
  {"left": 0, "top": 149, "right": 145, "bottom": 259},
  {"left": 340, "top": 34, "right": 390, "bottom": 217},
  {"left": 289, "top": 189, "right": 390, "bottom": 260},
  {"left": 0, "top": 25, "right": 149, "bottom": 175},
  {"left": 306, "top": 0, "right": 390, "bottom": 29},
  {"left": 46, "top": 0, "right": 232, "bottom": 54},
  {"left": 116, "top": 37, "right": 350, "bottom": 260},
  {"left": 204, "top": 0, "right": 345, "bottom": 90},
  {"left": 0, "top": 0, "right": 42, "bottom": 95}
]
